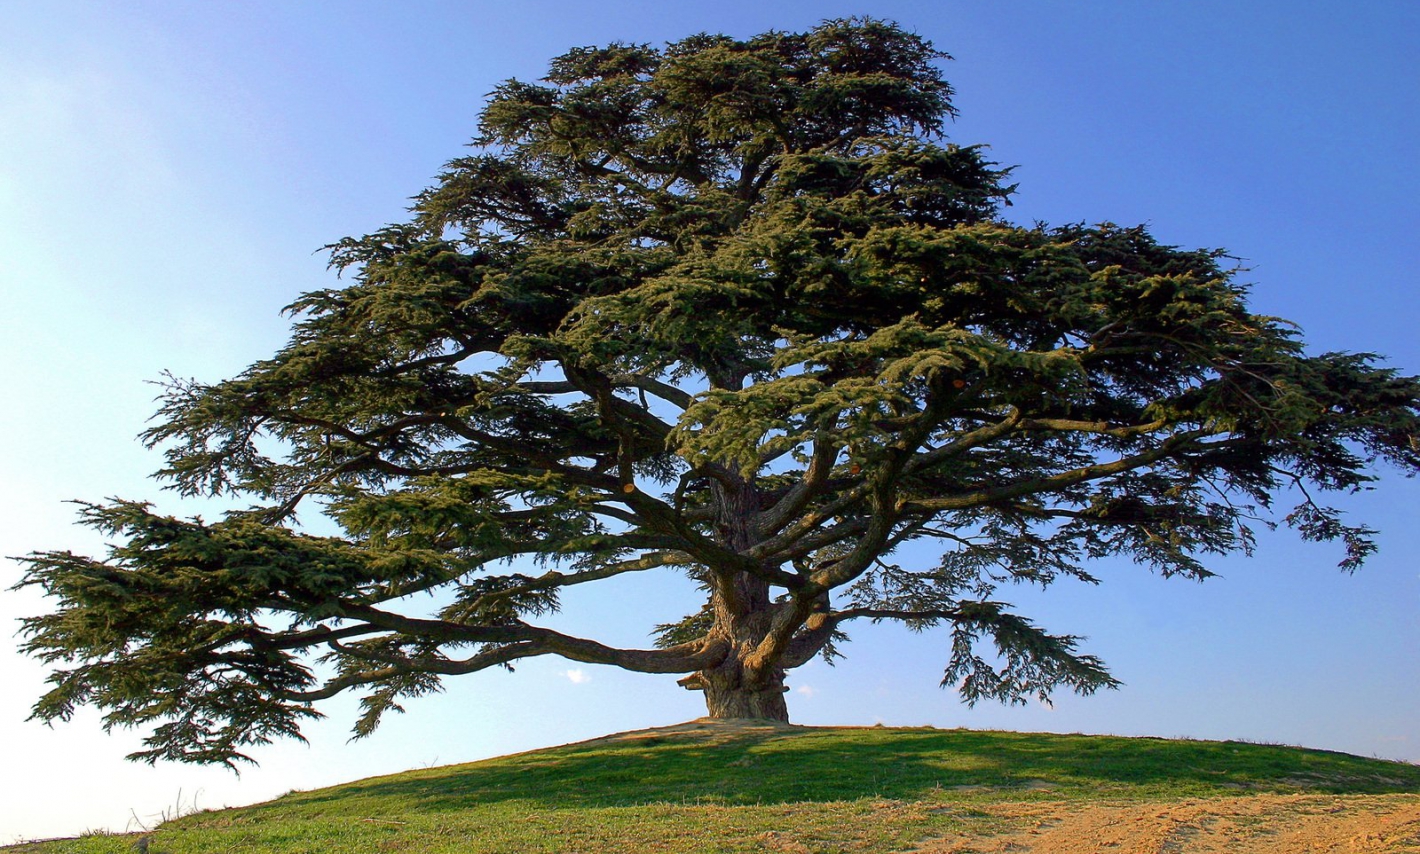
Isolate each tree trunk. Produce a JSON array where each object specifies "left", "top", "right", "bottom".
[
  {"left": 694, "top": 469, "right": 794, "bottom": 721},
  {"left": 689, "top": 573, "right": 794, "bottom": 721},
  {"left": 690, "top": 635, "right": 790, "bottom": 720},
  {"left": 704, "top": 671, "right": 789, "bottom": 720}
]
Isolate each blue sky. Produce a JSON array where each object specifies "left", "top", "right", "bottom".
[{"left": 2, "top": 0, "right": 1417, "bottom": 841}]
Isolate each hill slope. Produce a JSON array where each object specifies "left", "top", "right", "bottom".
[{"left": 11, "top": 720, "right": 1420, "bottom": 853}]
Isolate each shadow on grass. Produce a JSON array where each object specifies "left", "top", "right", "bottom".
[{"left": 260, "top": 728, "right": 1420, "bottom": 816}]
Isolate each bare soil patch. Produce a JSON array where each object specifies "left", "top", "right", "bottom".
[
  {"left": 567, "top": 717, "right": 807, "bottom": 747},
  {"left": 911, "top": 793, "right": 1420, "bottom": 853}
]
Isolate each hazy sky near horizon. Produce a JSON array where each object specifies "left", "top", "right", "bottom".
[{"left": 2, "top": 0, "right": 1417, "bottom": 842}]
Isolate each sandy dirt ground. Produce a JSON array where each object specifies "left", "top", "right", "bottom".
[{"left": 912, "top": 793, "right": 1420, "bottom": 853}]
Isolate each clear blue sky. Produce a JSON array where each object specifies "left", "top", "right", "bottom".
[{"left": 2, "top": 0, "right": 1417, "bottom": 841}]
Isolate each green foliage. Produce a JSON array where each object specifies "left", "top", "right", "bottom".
[{"left": 15, "top": 18, "right": 1420, "bottom": 765}]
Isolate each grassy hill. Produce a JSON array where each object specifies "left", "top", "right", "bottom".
[{"left": 12, "top": 720, "right": 1420, "bottom": 853}]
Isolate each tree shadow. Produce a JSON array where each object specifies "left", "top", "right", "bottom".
[{"left": 256, "top": 727, "right": 1420, "bottom": 816}]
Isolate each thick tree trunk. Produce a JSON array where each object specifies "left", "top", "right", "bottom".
[
  {"left": 704, "top": 671, "right": 789, "bottom": 720},
  {"left": 693, "top": 468, "right": 795, "bottom": 721},
  {"left": 690, "top": 594, "right": 793, "bottom": 721},
  {"left": 691, "top": 638, "right": 790, "bottom": 720}
]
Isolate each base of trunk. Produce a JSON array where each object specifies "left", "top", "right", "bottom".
[{"left": 702, "top": 679, "right": 790, "bottom": 721}]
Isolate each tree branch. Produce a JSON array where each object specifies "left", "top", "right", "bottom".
[
  {"left": 759, "top": 437, "right": 840, "bottom": 535},
  {"left": 901, "top": 429, "right": 1219, "bottom": 514},
  {"left": 331, "top": 602, "right": 729, "bottom": 675}
]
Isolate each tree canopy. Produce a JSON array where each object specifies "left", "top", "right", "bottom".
[{"left": 17, "top": 18, "right": 1420, "bottom": 767}]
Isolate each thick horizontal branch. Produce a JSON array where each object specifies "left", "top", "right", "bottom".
[{"left": 333, "top": 602, "right": 730, "bottom": 675}]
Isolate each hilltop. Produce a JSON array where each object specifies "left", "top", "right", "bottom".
[{"left": 10, "top": 721, "right": 1420, "bottom": 852}]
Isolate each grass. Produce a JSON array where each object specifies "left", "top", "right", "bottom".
[{"left": 10, "top": 721, "right": 1420, "bottom": 853}]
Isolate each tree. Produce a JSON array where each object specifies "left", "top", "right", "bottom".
[{"left": 16, "top": 18, "right": 1420, "bottom": 767}]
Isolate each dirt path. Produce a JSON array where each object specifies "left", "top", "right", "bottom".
[{"left": 913, "top": 793, "right": 1420, "bottom": 853}]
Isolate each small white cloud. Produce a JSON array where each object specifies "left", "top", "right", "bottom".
[
  {"left": 795, "top": 684, "right": 817, "bottom": 698},
  {"left": 564, "top": 668, "right": 591, "bottom": 684}
]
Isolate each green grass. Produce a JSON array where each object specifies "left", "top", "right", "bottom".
[{"left": 11, "top": 723, "right": 1420, "bottom": 853}]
